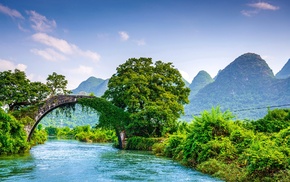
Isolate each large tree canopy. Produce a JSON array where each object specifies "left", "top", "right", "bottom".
[
  {"left": 103, "top": 57, "right": 190, "bottom": 137},
  {"left": 0, "top": 69, "right": 49, "bottom": 111},
  {"left": 0, "top": 69, "right": 70, "bottom": 112},
  {"left": 46, "top": 72, "right": 71, "bottom": 96}
]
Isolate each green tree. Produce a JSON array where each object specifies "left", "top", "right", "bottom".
[
  {"left": 0, "top": 108, "right": 29, "bottom": 154},
  {"left": 103, "top": 57, "right": 190, "bottom": 137},
  {"left": 46, "top": 72, "right": 71, "bottom": 96},
  {"left": 0, "top": 69, "right": 49, "bottom": 111}
]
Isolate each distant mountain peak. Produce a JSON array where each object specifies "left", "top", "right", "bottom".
[
  {"left": 276, "top": 59, "right": 290, "bottom": 79},
  {"left": 72, "top": 76, "right": 108, "bottom": 96},
  {"left": 185, "top": 53, "right": 290, "bottom": 121},
  {"left": 216, "top": 53, "right": 274, "bottom": 82},
  {"left": 191, "top": 70, "right": 213, "bottom": 84},
  {"left": 189, "top": 70, "right": 213, "bottom": 98}
]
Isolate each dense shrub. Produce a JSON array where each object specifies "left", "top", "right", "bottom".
[
  {"left": 45, "top": 126, "right": 59, "bottom": 136},
  {"left": 152, "top": 142, "right": 166, "bottom": 156},
  {"left": 0, "top": 108, "right": 29, "bottom": 154},
  {"left": 30, "top": 129, "right": 47, "bottom": 146},
  {"left": 240, "top": 137, "right": 290, "bottom": 178},
  {"left": 163, "top": 135, "right": 185, "bottom": 158},
  {"left": 57, "top": 126, "right": 74, "bottom": 139},
  {"left": 251, "top": 109, "right": 290, "bottom": 133},
  {"left": 229, "top": 124, "right": 255, "bottom": 153},
  {"left": 150, "top": 107, "right": 290, "bottom": 181},
  {"left": 125, "top": 136, "right": 161, "bottom": 150},
  {"left": 182, "top": 107, "right": 233, "bottom": 166},
  {"left": 197, "top": 159, "right": 246, "bottom": 182},
  {"left": 45, "top": 125, "right": 117, "bottom": 143},
  {"left": 75, "top": 127, "right": 116, "bottom": 143},
  {"left": 275, "top": 126, "right": 290, "bottom": 147},
  {"left": 199, "top": 137, "right": 237, "bottom": 163}
]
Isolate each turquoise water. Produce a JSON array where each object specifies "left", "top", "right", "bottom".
[{"left": 0, "top": 140, "right": 222, "bottom": 182}]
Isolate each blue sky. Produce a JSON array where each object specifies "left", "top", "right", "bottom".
[{"left": 0, "top": 0, "right": 289, "bottom": 89}]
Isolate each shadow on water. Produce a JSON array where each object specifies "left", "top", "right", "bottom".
[{"left": 0, "top": 153, "right": 36, "bottom": 180}]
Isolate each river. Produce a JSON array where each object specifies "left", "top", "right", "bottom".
[{"left": 0, "top": 139, "right": 222, "bottom": 182}]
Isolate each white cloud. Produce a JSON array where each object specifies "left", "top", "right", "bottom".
[
  {"left": 0, "top": 4, "right": 24, "bottom": 19},
  {"left": 26, "top": 10, "right": 56, "bottom": 32},
  {"left": 31, "top": 48, "right": 67, "bottom": 61},
  {"left": 0, "top": 59, "right": 27, "bottom": 71},
  {"left": 242, "top": 2, "right": 279, "bottom": 17},
  {"left": 179, "top": 70, "right": 191, "bottom": 83},
  {"left": 27, "top": 73, "right": 34, "bottom": 80},
  {"left": 67, "top": 65, "right": 94, "bottom": 75},
  {"left": 119, "top": 31, "right": 129, "bottom": 41},
  {"left": 241, "top": 10, "right": 258, "bottom": 17},
  {"left": 32, "top": 33, "right": 74, "bottom": 54},
  {"left": 17, "top": 23, "right": 30, "bottom": 32},
  {"left": 135, "top": 39, "right": 146, "bottom": 46},
  {"left": 27, "top": 73, "right": 46, "bottom": 83},
  {"left": 249, "top": 2, "right": 279, "bottom": 10},
  {"left": 65, "top": 65, "right": 95, "bottom": 89},
  {"left": 32, "top": 33, "right": 100, "bottom": 62},
  {"left": 78, "top": 50, "right": 101, "bottom": 62},
  {"left": 0, "top": 4, "right": 28, "bottom": 32}
]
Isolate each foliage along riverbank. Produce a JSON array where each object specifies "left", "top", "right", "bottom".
[
  {"left": 0, "top": 107, "right": 116, "bottom": 155},
  {"left": 3, "top": 105, "right": 290, "bottom": 181},
  {"left": 45, "top": 125, "right": 117, "bottom": 143},
  {"left": 0, "top": 108, "right": 47, "bottom": 155},
  {"left": 125, "top": 107, "right": 290, "bottom": 182}
]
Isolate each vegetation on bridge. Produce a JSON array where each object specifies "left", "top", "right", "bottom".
[{"left": 77, "top": 97, "right": 129, "bottom": 148}]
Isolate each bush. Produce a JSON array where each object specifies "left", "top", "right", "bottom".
[
  {"left": 56, "top": 126, "right": 74, "bottom": 139},
  {"left": 241, "top": 138, "right": 290, "bottom": 178},
  {"left": 163, "top": 135, "right": 185, "bottom": 158},
  {"left": 197, "top": 159, "right": 246, "bottom": 182},
  {"left": 0, "top": 108, "right": 29, "bottom": 154},
  {"left": 152, "top": 142, "right": 166, "bottom": 156},
  {"left": 45, "top": 126, "right": 59, "bottom": 136},
  {"left": 182, "top": 107, "right": 234, "bottom": 166},
  {"left": 75, "top": 131, "right": 92, "bottom": 142},
  {"left": 149, "top": 108, "right": 290, "bottom": 181},
  {"left": 275, "top": 126, "right": 290, "bottom": 147},
  {"left": 30, "top": 129, "right": 47, "bottom": 146},
  {"left": 229, "top": 125, "right": 255, "bottom": 154},
  {"left": 251, "top": 109, "right": 290, "bottom": 133},
  {"left": 199, "top": 137, "right": 237, "bottom": 163},
  {"left": 126, "top": 136, "right": 161, "bottom": 150}
]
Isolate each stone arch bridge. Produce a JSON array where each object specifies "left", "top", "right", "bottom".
[
  {"left": 26, "top": 95, "right": 94, "bottom": 140},
  {"left": 26, "top": 95, "right": 128, "bottom": 149}
]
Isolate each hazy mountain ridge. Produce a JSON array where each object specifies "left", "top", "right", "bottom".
[
  {"left": 185, "top": 53, "right": 290, "bottom": 120},
  {"left": 72, "top": 77, "right": 108, "bottom": 97},
  {"left": 276, "top": 59, "right": 290, "bottom": 79},
  {"left": 189, "top": 70, "right": 213, "bottom": 99}
]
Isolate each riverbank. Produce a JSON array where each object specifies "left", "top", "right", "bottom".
[
  {"left": 0, "top": 109, "right": 47, "bottom": 155},
  {"left": 2, "top": 107, "right": 290, "bottom": 181},
  {"left": 125, "top": 108, "right": 290, "bottom": 182},
  {"left": 44, "top": 125, "right": 117, "bottom": 143}
]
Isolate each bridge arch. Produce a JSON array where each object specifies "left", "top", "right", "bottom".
[{"left": 27, "top": 95, "right": 129, "bottom": 149}]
